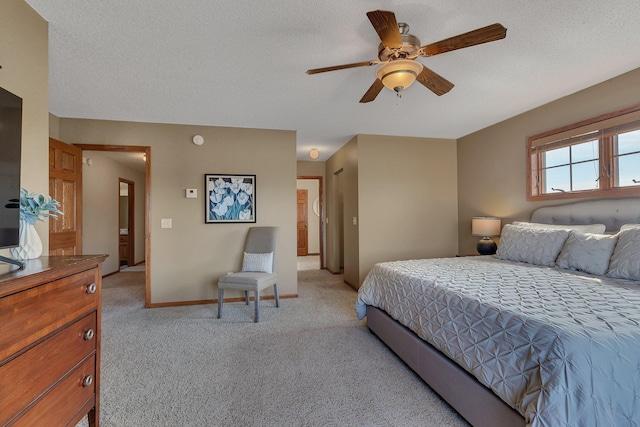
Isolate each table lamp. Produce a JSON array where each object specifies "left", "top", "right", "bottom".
[{"left": 472, "top": 217, "right": 501, "bottom": 255}]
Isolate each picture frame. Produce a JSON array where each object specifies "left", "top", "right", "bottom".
[{"left": 205, "top": 174, "right": 256, "bottom": 223}]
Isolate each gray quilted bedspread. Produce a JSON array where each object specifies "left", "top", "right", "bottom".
[{"left": 354, "top": 256, "right": 640, "bottom": 427}]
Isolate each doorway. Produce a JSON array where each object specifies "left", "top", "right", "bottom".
[
  {"left": 118, "top": 179, "right": 135, "bottom": 269},
  {"left": 75, "top": 144, "right": 152, "bottom": 307},
  {"left": 296, "top": 176, "right": 323, "bottom": 270}
]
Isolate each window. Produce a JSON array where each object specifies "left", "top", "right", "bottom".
[{"left": 528, "top": 105, "right": 640, "bottom": 200}]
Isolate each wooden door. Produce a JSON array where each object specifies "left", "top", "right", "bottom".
[
  {"left": 297, "top": 189, "right": 308, "bottom": 256},
  {"left": 49, "top": 138, "right": 82, "bottom": 255}
]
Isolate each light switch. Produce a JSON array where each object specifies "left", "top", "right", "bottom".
[
  {"left": 186, "top": 188, "right": 197, "bottom": 198},
  {"left": 161, "top": 218, "right": 172, "bottom": 228},
  {"left": 352, "top": 217, "right": 357, "bottom": 225}
]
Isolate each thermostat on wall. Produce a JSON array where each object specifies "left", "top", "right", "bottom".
[{"left": 186, "top": 188, "right": 197, "bottom": 198}]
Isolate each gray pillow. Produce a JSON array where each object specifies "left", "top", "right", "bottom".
[
  {"left": 496, "top": 224, "right": 570, "bottom": 266},
  {"left": 512, "top": 221, "right": 606, "bottom": 234},
  {"left": 606, "top": 228, "right": 640, "bottom": 281},
  {"left": 620, "top": 224, "right": 640, "bottom": 231},
  {"left": 556, "top": 231, "right": 618, "bottom": 276}
]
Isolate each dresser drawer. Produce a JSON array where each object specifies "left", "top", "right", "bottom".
[
  {"left": 0, "top": 312, "right": 97, "bottom": 424},
  {"left": 8, "top": 355, "right": 96, "bottom": 426},
  {"left": 0, "top": 268, "right": 99, "bottom": 362}
]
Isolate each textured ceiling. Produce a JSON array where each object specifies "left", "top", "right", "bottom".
[{"left": 25, "top": 0, "right": 640, "bottom": 161}]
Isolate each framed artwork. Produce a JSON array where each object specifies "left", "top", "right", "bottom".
[{"left": 205, "top": 174, "right": 256, "bottom": 223}]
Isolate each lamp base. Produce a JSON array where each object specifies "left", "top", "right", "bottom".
[{"left": 476, "top": 237, "right": 497, "bottom": 255}]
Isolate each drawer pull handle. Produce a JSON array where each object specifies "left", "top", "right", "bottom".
[
  {"left": 86, "top": 283, "right": 97, "bottom": 294},
  {"left": 84, "top": 329, "right": 95, "bottom": 341},
  {"left": 82, "top": 375, "right": 93, "bottom": 387}
]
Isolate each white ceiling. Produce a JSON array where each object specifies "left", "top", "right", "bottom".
[{"left": 25, "top": 0, "right": 640, "bottom": 161}]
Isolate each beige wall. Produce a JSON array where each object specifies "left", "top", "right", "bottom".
[
  {"left": 0, "top": 1, "right": 49, "bottom": 258},
  {"left": 357, "top": 135, "right": 458, "bottom": 285},
  {"left": 82, "top": 152, "right": 146, "bottom": 274},
  {"left": 326, "top": 137, "right": 358, "bottom": 286},
  {"left": 58, "top": 118, "right": 297, "bottom": 304},
  {"left": 457, "top": 67, "right": 640, "bottom": 255},
  {"left": 297, "top": 160, "right": 325, "bottom": 178},
  {"left": 325, "top": 134, "right": 458, "bottom": 288},
  {"left": 49, "top": 113, "right": 60, "bottom": 140}
]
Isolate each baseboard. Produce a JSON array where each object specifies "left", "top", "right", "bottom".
[{"left": 147, "top": 293, "right": 299, "bottom": 309}]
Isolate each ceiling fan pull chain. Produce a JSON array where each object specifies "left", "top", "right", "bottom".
[{"left": 396, "top": 91, "right": 403, "bottom": 105}]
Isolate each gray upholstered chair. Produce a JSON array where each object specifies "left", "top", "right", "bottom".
[{"left": 217, "top": 226, "right": 279, "bottom": 322}]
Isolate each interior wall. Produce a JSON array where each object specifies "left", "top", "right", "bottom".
[
  {"left": 58, "top": 118, "right": 297, "bottom": 304},
  {"left": 325, "top": 137, "right": 358, "bottom": 286},
  {"left": 457, "top": 67, "right": 640, "bottom": 255},
  {"left": 357, "top": 135, "right": 459, "bottom": 286},
  {"left": 297, "top": 160, "right": 325, "bottom": 178},
  {"left": 81, "top": 152, "right": 145, "bottom": 274},
  {"left": 49, "top": 113, "right": 60, "bottom": 140},
  {"left": 0, "top": 1, "right": 49, "bottom": 256}
]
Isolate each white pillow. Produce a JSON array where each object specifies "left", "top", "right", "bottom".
[
  {"left": 496, "top": 224, "right": 570, "bottom": 266},
  {"left": 606, "top": 228, "right": 640, "bottom": 281},
  {"left": 512, "top": 221, "right": 606, "bottom": 234},
  {"left": 241, "top": 252, "right": 273, "bottom": 273},
  {"left": 556, "top": 231, "right": 618, "bottom": 276}
]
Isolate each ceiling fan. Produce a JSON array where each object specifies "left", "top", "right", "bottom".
[{"left": 306, "top": 10, "right": 507, "bottom": 103}]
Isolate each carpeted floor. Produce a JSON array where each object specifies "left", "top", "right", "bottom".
[
  {"left": 78, "top": 269, "right": 469, "bottom": 427},
  {"left": 297, "top": 255, "right": 320, "bottom": 271}
]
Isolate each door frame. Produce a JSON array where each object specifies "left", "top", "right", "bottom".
[
  {"left": 75, "top": 144, "right": 152, "bottom": 308},
  {"left": 296, "top": 175, "right": 324, "bottom": 269}
]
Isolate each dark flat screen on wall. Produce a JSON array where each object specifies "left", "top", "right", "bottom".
[{"left": 0, "top": 86, "right": 23, "bottom": 250}]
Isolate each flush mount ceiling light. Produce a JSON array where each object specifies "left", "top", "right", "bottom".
[
  {"left": 309, "top": 149, "right": 320, "bottom": 160},
  {"left": 375, "top": 59, "right": 424, "bottom": 96}
]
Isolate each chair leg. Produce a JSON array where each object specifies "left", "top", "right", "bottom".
[
  {"left": 254, "top": 290, "right": 260, "bottom": 322},
  {"left": 217, "top": 288, "right": 224, "bottom": 319},
  {"left": 273, "top": 283, "right": 280, "bottom": 308},
  {"left": 245, "top": 291, "right": 250, "bottom": 305}
]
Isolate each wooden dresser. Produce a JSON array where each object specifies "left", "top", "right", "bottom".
[{"left": 0, "top": 255, "right": 107, "bottom": 426}]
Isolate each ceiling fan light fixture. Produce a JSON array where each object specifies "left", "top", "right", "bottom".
[{"left": 376, "top": 60, "right": 424, "bottom": 93}]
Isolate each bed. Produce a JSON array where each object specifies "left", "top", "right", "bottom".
[{"left": 355, "top": 198, "right": 640, "bottom": 427}]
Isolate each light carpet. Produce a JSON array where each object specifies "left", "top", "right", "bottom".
[
  {"left": 297, "top": 255, "right": 320, "bottom": 271},
  {"left": 119, "top": 264, "right": 146, "bottom": 272},
  {"left": 78, "top": 269, "right": 469, "bottom": 426}
]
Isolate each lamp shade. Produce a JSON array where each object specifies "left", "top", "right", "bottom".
[
  {"left": 472, "top": 217, "right": 501, "bottom": 237},
  {"left": 376, "top": 60, "right": 423, "bottom": 92}
]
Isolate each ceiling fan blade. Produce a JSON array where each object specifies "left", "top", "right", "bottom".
[
  {"left": 366, "top": 10, "right": 403, "bottom": 48},
  {"left": 421, "top": 23, "right": 507, "bottom": 56},
  {"left": 359, "top": 79, "right": 384, "bottom": 103},
  {"left": 416, "top": 67, "right": 454, "bottom": 96},
  {"left": 306, "top": 60, "right": 377, "bottom": 75}
]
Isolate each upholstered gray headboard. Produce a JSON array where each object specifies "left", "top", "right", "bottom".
[{"left": 530, "top": 198, "right": 640, "bottom": 232}]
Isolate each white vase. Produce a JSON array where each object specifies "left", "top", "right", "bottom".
[{"left": 10, "top": 219, "right": 43, "bottom": 260}]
